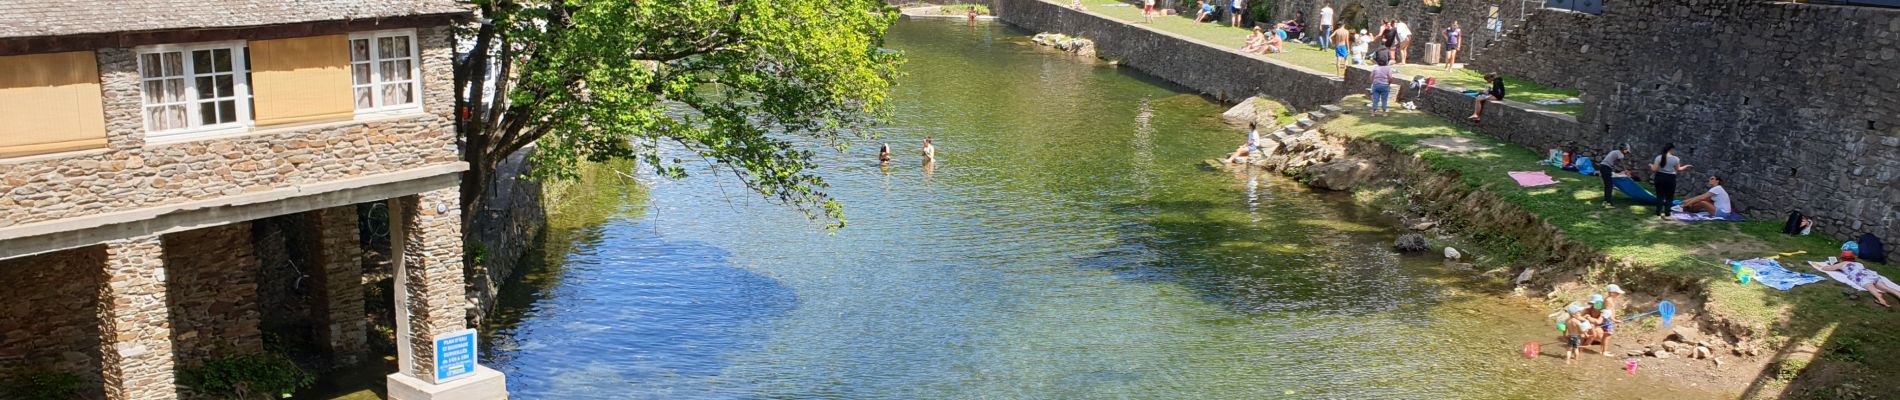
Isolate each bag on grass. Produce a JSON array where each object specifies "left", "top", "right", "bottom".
[
  {"left": 1860, "top": 234, "right": 1886, "bottom": 264},
  {"left": 1782, "top": 211, "right": 1809, "bottom": 235}
]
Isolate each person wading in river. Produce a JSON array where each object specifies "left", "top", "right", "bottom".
[{"left": 922, "top": 137, "right": 937, "bottom": 163}]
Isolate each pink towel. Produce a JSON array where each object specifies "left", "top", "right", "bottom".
[{"left": 1508, "top": 171, "right": 1557, "bottom": 187}]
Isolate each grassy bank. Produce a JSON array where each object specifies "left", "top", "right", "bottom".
[
  {"left": 1069, "top": 0, "right": 1585, "bottom": 116},
  {"left": 1316, "top": 95, "right": 1900, "bottom": 395}
]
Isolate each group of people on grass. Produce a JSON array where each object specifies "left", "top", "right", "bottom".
[{"left": 1591, "top": 143, "right": 1737, "bottom": 220}]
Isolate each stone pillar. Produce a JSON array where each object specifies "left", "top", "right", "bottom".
[
  {"left": 307, "top": 206, "right": 367, "bottom": 365},
  {"left": 97, "top": 236, "right": 178, "bottom": 400},
  {"left": 386, "top": 187, "right": 506, "bottom": 400}
]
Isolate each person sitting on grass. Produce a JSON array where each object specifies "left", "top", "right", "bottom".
[
  {"left": 1195, "top": 1, "right": 1215, "bottom": 23},
  {"left": 1224, "top": 123, "right": 1262, "bottom": 164},
  {"left": 1466, "top": 73, "right": 1505, "bottom": 123},
  {"left": 1819, "top": 251, "right": 1900, "bottom": 308},
  {"left": 1677, "top": 175, "right": 1735, "bottom": 218},
  {"left": 1240, "top": 26, "right": 1270, "bottom": 53},
  {"left": 1263, "top": 25, "right": 1285, "bottom": 53}
]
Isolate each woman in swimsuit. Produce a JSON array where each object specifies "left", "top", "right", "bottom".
[{"left": 1820, "top": 251, "right": 1900, "bottom": 308}]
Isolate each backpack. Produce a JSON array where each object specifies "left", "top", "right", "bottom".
[
  {"left": 1860, "top": 234, "right": 1886, "bottom": 264},
  {"left": 1782, "top": 211, "right": 1808, "bottom": 235}
]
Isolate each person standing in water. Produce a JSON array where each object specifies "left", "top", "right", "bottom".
[
  {"left": 921, "top": 138, "right": 937, "bottom": 163},
  {"left": 879, "top": 143, "right": 893, "bottom": 164},
  {"left": 1651, "top": 143, "right": 1691, "bottom": 218}
]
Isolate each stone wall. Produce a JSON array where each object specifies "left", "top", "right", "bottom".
[
  {"left": 0, "top": 26, "right": 459, "bottom": 228},
  {"left": 467, "top": 146, "right": 545, "bottom": 321},
  {"left": 1464, "top": 0, "right": 1900, "bottom": 259},
  {"left": 0, "top": 246, "right": 104, "bottom": 381},
  {"left": 993, "top": 0, "right": 1349, "bottom": 110},
  {"left": 160, "top": 223, "right": 264, "bottom": 368}
]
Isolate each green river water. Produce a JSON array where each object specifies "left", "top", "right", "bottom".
[{"left": 471, "top": 19, "right": 1729, "bottom": 400}]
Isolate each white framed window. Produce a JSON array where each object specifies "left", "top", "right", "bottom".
[
  {"left": 137, "top": 41, "right": 252, "bottom": 139},
  {"left": 350, "top": 30, "right": 423, "bottom": 115}
]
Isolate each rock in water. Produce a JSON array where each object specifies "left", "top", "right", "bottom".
[
  {"left": 1305, "top": 159, "right": 1374, "bottom": 191},
  {"left": 1443, "top": 246, "right": 1462, "bottom": 260},
  {"left": 1394, "top": 234, "right": 1430, "bottom": 253},
  {"left": 1220, "top": 96, "right": 1287, "bottom": 129}
]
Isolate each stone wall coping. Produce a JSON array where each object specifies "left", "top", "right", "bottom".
[
  {"left": 1344, "top": 63, "right": 1581, "bottom": 124},
  {"left": 0, "top": 162, "right": 466, "bottom": 260},
  {"left": 1048, "top": 0, "right": 1344, "bottom": 82},
  {"left": 0, "top": 112, "right": 435, "bottom": 166},
  {"left": 140, "top": 112, "right": 437, "bottom": 150}
]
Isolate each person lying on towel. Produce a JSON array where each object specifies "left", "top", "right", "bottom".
[
  {"left": 1819, "top": 251, "right": 1900, "bottom": 308},
  {"left": 1677, "top": 175, "right": 1739, "bottom": 219}
]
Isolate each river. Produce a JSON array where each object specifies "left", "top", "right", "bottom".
[{"left": 479, "top": 19, "right": 1724, "bottom": 399}]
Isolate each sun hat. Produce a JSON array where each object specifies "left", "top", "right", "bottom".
[
  {"left": 1605, "top": 284, "right": 1625, "bottom": 294},
  {"left": 1565, "top": 303, "right": 1585, "bottom": 315}
]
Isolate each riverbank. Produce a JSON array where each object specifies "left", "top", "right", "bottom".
[
  {"left": 1244, "top": 95, "right": 1900, "bottom": 398},
  {"left": 988, "top": 1, "right": 1899, "bottom": 396}
]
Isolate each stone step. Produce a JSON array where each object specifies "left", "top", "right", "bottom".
[
  {"left": 1320, "top": 104, "right": 1346, "bottom": 114},
  {"left": 1307, "top": 111, "right": 1328, "bottom": 120},
  {"left": 1282, "top": 123, "right": 1301, "bottom": 133},
  {"left": 1296, "top": 118, "right": 1316, "bottom": 128}
]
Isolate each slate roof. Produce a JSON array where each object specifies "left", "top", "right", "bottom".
[{"left": 0, "top": 0, "right": 470, "bottom": 39}]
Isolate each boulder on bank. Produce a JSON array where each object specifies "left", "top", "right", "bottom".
[
  {"left": 1221, "top": 97, "right": 1293, "bottom": 130},
  {"left": 1303, "top": 159, "right": 1373, "bottom": 191},
  {"left": 1394, "top": 233, "right": 1430, "bottom": 253}
]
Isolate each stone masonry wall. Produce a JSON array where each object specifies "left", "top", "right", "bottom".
[
  {"left": 0, "top": 246, "right": 105, "bottom": 382},
  {"left": 160, "top": 223, "right": 264, "bottom": 369},
  {"left": 468, "top": 146, "right": 545, "bottom": 320},
  {"left": 0, "top": 26, "right": 458, "bottom": 228},
  {"left": 994, "top": 0, "right": 1348, "bottom": 110},
  {"left": 396, "top": 187, "right": 467, "bottom": 382},
  {"left": 1464, "top": 0, "right": 1900, "bottom": 260},
  {"left": 98, "top": 236, "right": 176, "bottom": 400}
]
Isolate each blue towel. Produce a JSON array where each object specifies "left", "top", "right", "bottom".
[{"left": 1732, "top": 258, "right": 1825, "bottom": 291}]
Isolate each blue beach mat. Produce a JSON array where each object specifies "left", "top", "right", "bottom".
[
  {"left": 1731, "top": 258, "right": 1825, "bottom": 291},
  {"left": 1611, "top": 176, "right": 1656, "bottom": 204}
]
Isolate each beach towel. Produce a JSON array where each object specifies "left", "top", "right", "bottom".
[
  {"left": 1611, "top": 176, "right": 1657, "bottom": 204},
  {"left": 1509, "top": 171, "right": 1557, "bottom": 187},
  {"left": 1810, "top": 261, "right": 1867, "bottom": 291},
  {"left": 1731, "top": 258, "right": 1824, "bottom": 291},
  {"left": 1671, "top": 211, "right": 1745, "bottom": 222}
]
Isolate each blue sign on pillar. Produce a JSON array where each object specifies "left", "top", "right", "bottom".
[{"left": 433, "top": 329, "right": 479, "bottom": 382}]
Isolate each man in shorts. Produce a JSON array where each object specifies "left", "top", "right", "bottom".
[
  {"left": 1331, "top": 24, "right": 1351, "bottom": 75},
  {"left": 1142, "top": 0, "right": 1157, "bottom": 23}
]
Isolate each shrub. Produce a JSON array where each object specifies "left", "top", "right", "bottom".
[
  {"left": 0, "top": 369, "right": 86, "bottom": 400},
  {"left": 179, "top": 353, "right": 314, "bottom": 399}
]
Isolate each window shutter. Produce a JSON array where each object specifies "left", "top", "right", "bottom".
[
  {"left": 0, "top": 51, "right": 108, "bottom": 157},
  {"left": 250, "top": 35, "right": 353, "bottom": 127}
]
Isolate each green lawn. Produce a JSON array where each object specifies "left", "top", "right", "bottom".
[
  {"left": 1319, "top": 98, "right": 1900, "bottom": 390},
  {"left": 1073, "top": 0, "right": 1586, "bottom": 116}
]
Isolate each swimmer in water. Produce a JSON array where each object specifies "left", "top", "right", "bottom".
[{"left": 879, "top": 143, "right": 892, "bottom": 164}]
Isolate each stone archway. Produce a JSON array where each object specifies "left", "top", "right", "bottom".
[{"left": 1339, "top": 3, "right": 1368, "bottom": 31}]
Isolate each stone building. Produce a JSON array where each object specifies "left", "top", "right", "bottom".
[{"left": 0, "top": 1, "right": 505, "bottom": 399}]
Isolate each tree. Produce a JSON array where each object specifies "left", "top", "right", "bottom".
[{"left": 455, "top": 0, "right": 903, "bottom": 230}]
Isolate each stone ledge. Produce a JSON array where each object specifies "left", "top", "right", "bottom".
[{"left": 0, "top": 162, "right": 467, "bottom": 260}]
